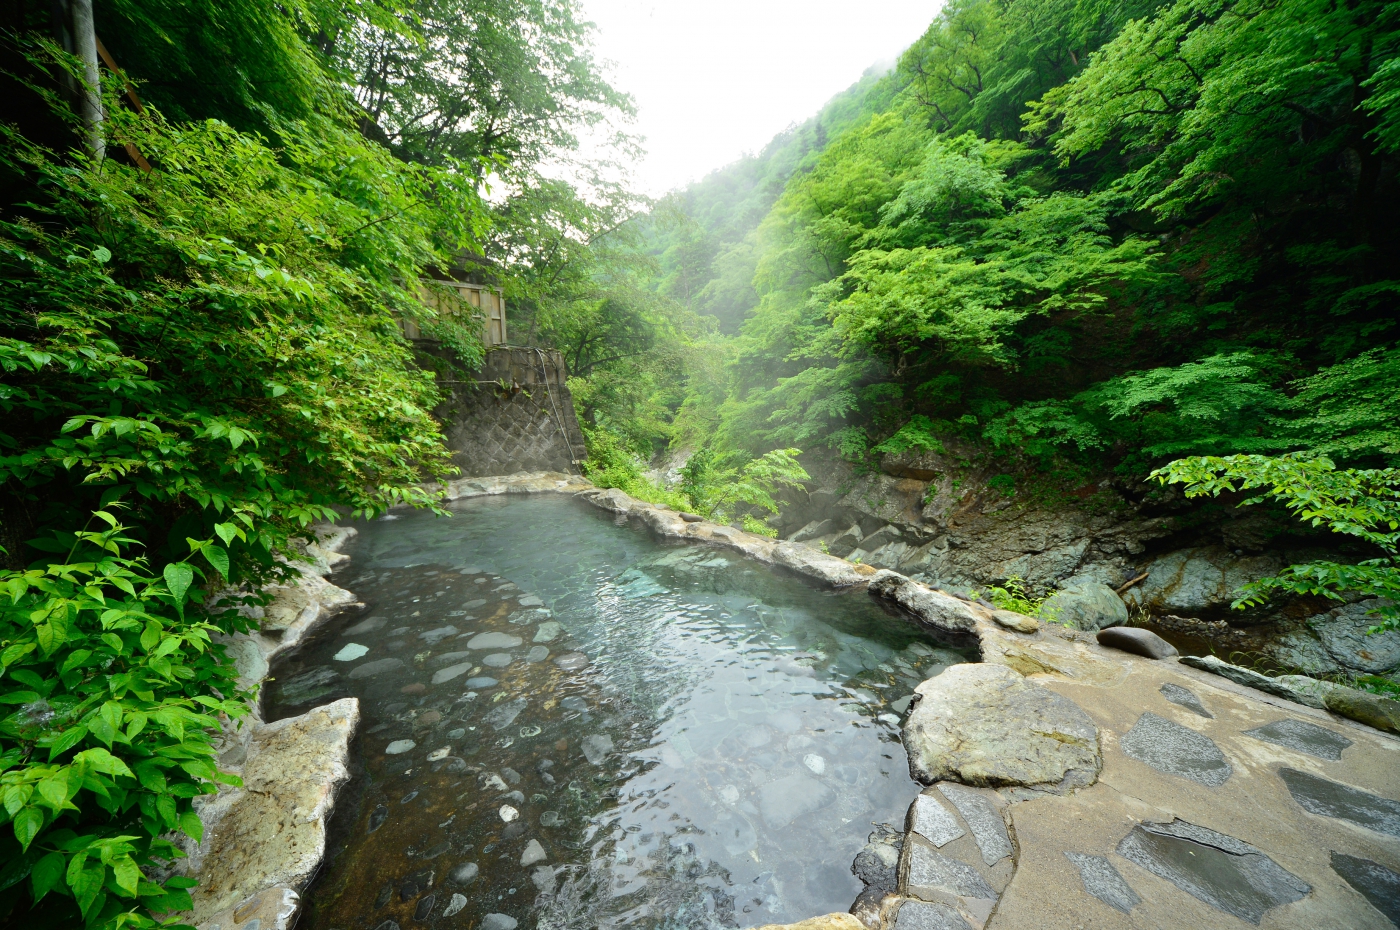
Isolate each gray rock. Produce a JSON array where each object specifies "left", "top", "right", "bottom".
[
  {"left": 903, "top": 664, "right": 1100, "bottom": 789},
  {"left": 903, "top": 840, "right": 997, "bottom": 901},
  {"left": 757, "top": 774, "right": 835, "bottom": 828},
  {"left": 518, "top": 595, "right": 544, "bottom": 607},
  {"left": 936, "top": 783, "right": 1011, "bottom": 865},
  {"left": 385, "top": 739, "right": 416, "bottom": 755},
  {"left": 852, "top": 841, "right": 900, "bottom": 890},
  {"left": 430, "top": 651, "right": 472, "bottom": 667},
  {"left": 448, "top": 862, "right": 478, "bottom": 885},
  {"left": 484, "top": 699, "right": 527, "bottom": 731},
  {"left": 893, "top": 901, "right": 973, "bottom": 930},
  {"left": 789, "top": 519, "right": 831, "bottom": 542},
  {"left": 526, "top": 645, "right": 549, "bottom": 663},
  {"left": 349, "top": 658, "right": 405, "bottom": 679},
  {"left": 990, "top": 609, "right": 1038, "bottom": 633},
  {"left": 520, "top": 839, "right": 547, "bottom": 867},
  {"left": 1065, "top": 852, "right": 1140, "bottom": 914},
  {"left": 1045, "top": 582, "right": 1128, "bottom": 631},
  {"left": 1117, "top": 819, "right": 1309, "bottom": 924},
  {"left": 1122, "top": 547, "right": 1281, "bottom": 617},
  {"left": 581, "top": 734, "right": 613, "bottom": 765},
  {"left": 467, "top": 632, "right": 523, "bottom": 650},
  {"left": 414, "top": 893, "right": 436, "bottom": 920},
  {"left": 1159, "top": 682, "right": 1212, "bottom": 718},
  {"left": 1179, "top": 655, "right": 1325, "bottom": 708},
  {"left": 906, "top": 791, "right": 964, "bottom": 848},
  {"left": 533, "top": 621, "right": 563, "bottom": 643},
  {"left": 1331, "top": 852, "right": 1400, "bottom": 927},
  {"left": 482, "top": 652, "right": 514, "bottom": 668},
  {"left": 712, "top": 811, "right": 758, "bottom": 855},
  {"left": 480, "top": 915, "right": 518, "bottom": 930},
  {"left": 419, "top": 625, "right": 458, "bottom": 645},
  {"left": 1119, "top": 712, "right": 1232, "bottom": 787},
  {"left": 869, "top": 572, "right": 982, "bottom": 635},
  {"left": 1097, "top": 626, "right": 1177, "bottom": 659},
  {"left": 1244, "top": 718, "right": 1352, "bottom": 761},
  {"left": 1314, "top": 599, "right": 1400, "bottom": 673},
  {"left": 367, "top": 804, "right": 388, "bottom": 833},
  {"left": 1280, "top": 767, "right": 1400, "bottom": 838},
  {"left": 442, "top": 893, "right": 468, "bottom": 917},
  {"left": 431, "top": 663, "right": 472, "bottom": 685},
  {"left": 343, "top": 616, "right": 387, "bottom": 636},
  {"left": 531, "top": 865, "right": 558, "bottom": 895},
  {"left": 554, "top": 652, "right": 590, "bottom": 671},
  {"left": 464, "top": 677, "right": 498, "bottom": 688}
]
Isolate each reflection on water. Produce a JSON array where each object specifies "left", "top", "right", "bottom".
[{"left": 265, "top": 495, "right": 972, "bottom": 930}]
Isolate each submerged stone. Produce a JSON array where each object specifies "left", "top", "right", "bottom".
[
  {"left": 554, "top": 652, "right": 590, "bottom": 671},
  {"left": 481, "top": 915, "right": 518, "bottom": 930},
  {"left": 442, "top": 893, "right": 468, "bottom": 918},
  {"left": 464, "top": 677, "right": 498, "bottom": 688},
  {"left": 534, "top": 621, "right": 563, "bottom": 643},
  {"left": 468, "top": 632, "right": 523, "bottom": 650},
  {"left": 448, "top": 862, "right": 478, "bottom": 885},
  {"left": 334, "top": 643, "right": 370, "bottom": 662},
  {"left": 413, "top": 893, "right": 436, "bottom": 920},
  {"left": 526, "top": 645, "right": 550, "bottom": 663},
  {"left": 581, "top": 734, "right": 614, "bottom": 765},
  {"left": 419, "top": 625, "right": 458, "bottom": 645},
  {"left": 350, "top": 658, "right": 405, "bottom": 679},
  {"left": 367, "top": 804, "right": 388, "bottom": 833},
  {"left": 385, "top": 740, "right": 416, "bottom": 755},
  {"left": 483, "top": 652, "right": 514, "bottom": 668},
  {"left": 1280, "top": 767, "right": 1400, "bottom": 838},
  {"left": 1119, "top": 712, "right": 1232, "bottom": 787},
  {"left": 1116, "top": 819, "right": 1309, "bottom": 924},
  {"left": 1065, "top": 852, "right": 1140, "bottom": 914},
  {"left": 485, "top": 698, "right": 527, "bottom": 731},
  {"left": 758, "top": 774, "right": 835, "bottom": 828},
  {"left": 1159, "top": 682, "right": 1212, "bottom": 718},
  {"left": 344, "top": 616, "right": 387, "bottom": 636},
  {"left": 1331, "top": 852, "right": 1400, "bottom": 927},
  {"left": 521, "top": 839, "right": 547, "bottom": 866},
  {"left": 431, "top": 663, "right": 472, "bottom": 684},
  {"left": 1244, "top": 718, "right": 1352, "bottom": 761}
]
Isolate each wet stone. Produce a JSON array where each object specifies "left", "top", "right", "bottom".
[
  {"left": 481, "top": 915, "right": 518, "bottom": 930},
  {"left": 1244, "top": 719, "right": 1352, "bottom": 761},
  {"left": 851, "top": 841, "right": 899, "bottom": 891},
  {"left": 483, "top": 652, "right": 514, "bottom": 668},
  {"left": 539, "top": 811, "right": 562, "bottom": 827},
  {"left": 431, "top": 663, "right": 472, "bottom": 685},
  {"left": 344, "top": 616, "right": 387, "bottom": 636},
  {"left": 533, "top": 621, "right": 563, "bottom": 643},
  {"left": 430, "top": 651, "right": 471, "bottom": 667},
  {"left": 448, "top": 862, "right": 478, "bottom": 885},
  {"left": 385, "top": 739, "right": 415, "bottom": 755},
  {"left": 467, "top": 632, "right": 523, "bottom": 650},
  {"left": 937, "top": 783, "right": 1011, "bottom": 865},
  {"left": 1159, "top": 682, "right": 1212, "bottom": 718},
  {"left": 758, "top": 774, "right": 834, "bottom": 828},
  {"left": 1119, "top": 712, "right": 1232, "bottom": 787},
  {"left": 464, "top": 677, "right": 498, "bottom": 688},
  {"left": 442, "top": 893, "right": 468, "bottom": 918},
  {"left": 526, "top": 645, "right": 550, "bottom": 663},
  {"left": 581, "top": 734, "right": 614, "bottom": 765},
  {"left": 1280, "top": 767, "right": 1400, "bottom": 838},
  {"left": 518, "top": 595, "right": 544, "bottom": 607},
  {"left": 554, "top": 652, "right": 590, "bottom": 671},
  {"left": 907, "top": 792, "right": 964, "bottom": 848},
  {"left": 400, "top": 683, "right": 425, "bottom": 695},
  {"left": 521, "top": 839, "right": 547, "bottom": 866},
  {"left": 531, "top": 865, "right": 557, "bottom": 895},
  {"left": 502, "top": 822, "right": 525, "bottom": 840},
  {"left": 333, "top": 643, "right": 369, "bottom": 662},
  {"left": 561, "top": 696, "right": 588, "bottom": 712},
  {"left": 904, "top": 841, "right": 997, "bottom": 901},
  {"left": 367, "top": 804, "right": 388, "bottom": 834},
  {"left": 350, "top": 658, "right": 405, "bottom": 679},
  {"left": 374, "top": 922, "right": 400, "bottom": 930},
  {"left": 413, "top": 893, "right": 436, "bottom": 920},
  {"left": 1331, "top": 852, "right": 1400, "bottom": 927},
  {"left": 894, "top": 900, "right": 973, "bottom": 930},
  {"left": 1065, "top": 852, "right": 1140, "bottom": 914},
  {"left": 1116, "top": 819, "right": 1310, "bottom": 924},
  {"left": 419, "top": 626, "right": 457, "bottom": 645},
  {"left": 374, "top": 884, "right": 392, "bottom": 908},
  {"left": 485, "top": 698, "right": 526, "bottom": 731}
]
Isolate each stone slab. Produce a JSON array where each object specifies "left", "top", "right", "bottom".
[
  {"left": 1280, "top": 767, "right": 1400, "bottom": 838},
  {"left": 1244, "top": 718, "right": 1352, "bottom": 761},
  {"left": 903, "top": 840, "right": 997, "bottom": 902},
  {"left": 1118, "top": 712, "right": 1233, "bottom": 787},
  {"left": 907, "top": 792, "right": 965, "bottom": 848},
  {"left": 1331, "top": 852, "right": 1400, "bottom": 927},
  {"left": 936, "top": 783, "right": 1011, "bottom": 866},
  {"left": 1159, "top": 682, "right": 1212, "bottom": 718},
  {"left": 1064, "top": 852, "right": 1140, "bottom": 914}
]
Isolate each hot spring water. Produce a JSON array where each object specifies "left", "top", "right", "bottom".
[{"left": 264, "top": 495, "right": 972, "bottom": 930}]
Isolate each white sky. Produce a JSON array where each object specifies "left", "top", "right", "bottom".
[{"left": 576, "top": 1, "right": 942, "bottom": 196}]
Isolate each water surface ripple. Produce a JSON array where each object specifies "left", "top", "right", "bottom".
[{"left": 265, "top": 495, "right": 971, "bottom": 930}]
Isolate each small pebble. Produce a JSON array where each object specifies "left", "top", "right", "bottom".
[
  {"left": 385, "top": 740, "right": 416, "bottom": 755},
  {"left": 499, "top": 805, "right": 519, "bottom": 823}
]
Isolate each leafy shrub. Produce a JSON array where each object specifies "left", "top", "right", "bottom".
[
  {"left": 0, "top": 510, "right": 250, "bottom": 928},
  {"left": 677, "top": 446, "right": 809, "bottom": 523},
  {"left": 971, "top": 576, "right": 1063, "bottom": 624},
  {"left": 1154, "top": 453, "right": 1400, "bottom": 631}
]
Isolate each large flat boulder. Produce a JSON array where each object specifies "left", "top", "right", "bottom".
[{"left": 903, "top": 664, "right": 1100, "bottom": 789}]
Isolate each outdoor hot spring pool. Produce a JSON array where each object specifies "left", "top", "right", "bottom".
[{"left": 264, "top": 494, "right": 974, "bottom": 930}]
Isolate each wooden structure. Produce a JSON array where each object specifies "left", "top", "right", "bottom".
[{"left": 403, "top": 280, "right": 507, "bottom": 347}]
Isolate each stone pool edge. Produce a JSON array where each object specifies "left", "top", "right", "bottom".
[{"left": 178, "top": 526, "right": 364, "bottom": 930}]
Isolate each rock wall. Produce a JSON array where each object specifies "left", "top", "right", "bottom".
[
  {"left": 770, "top": 443, "right": 1396, "bottom": 683},
  {"left": 434, "top": 347, "right": 587, "bottom": 477}
]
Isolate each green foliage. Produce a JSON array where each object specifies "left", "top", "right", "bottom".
[
  {"left": 971, "top": 576, "right": 1063, "bottom": 624},
  {"left": 677, "top": 447, "right": 810, "bottom": 523},
  {"left": 578, "top": 428, "right": 688, "bottom": 510},
  {"left": 0, "top": 510, "right": 250, "bottom": 929},
  {"left": 1154, "top": 454, "right": 1400, "bottom": 630}
]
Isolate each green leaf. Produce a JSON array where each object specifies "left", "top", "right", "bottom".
[
  {"left": 13, "top": 807, "right": 43, "bottom": 850},
  {"left": 111, "top": 855, "right": 141, "bottom": 896},
  {"left": 30, "top": 851, "right": 65, "bottom": 901},
  {"left": 163, "top": 562, "right": 194, "bottom": 605},
  {"left": 213, "top": 523, "right": 239, "bottom": 546},
  {"left": 179, "top": 809, "right": 204, "bottom": 843},
  {"left": 203, "top": 545, "right": 229, "bottom": 578},
  {"left": 91, "top": 246, "right": 112, "bottom": 263}
]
